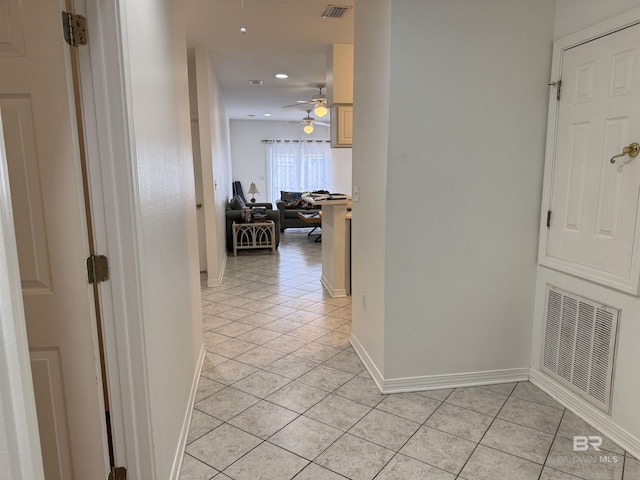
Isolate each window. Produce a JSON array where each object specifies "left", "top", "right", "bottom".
[{"left": 266, "top": 141, "right": 331, "bottom": 203}]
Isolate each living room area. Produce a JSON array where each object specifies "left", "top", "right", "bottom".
[
  {"left": 225, "top": 118, "right": 352, "bottom": 247},
  {"left": 221, "top": 119, "right": 354, "bottom": 299},
  {"left": 228, "top": 118, "right": 352, "bottom": 230}
]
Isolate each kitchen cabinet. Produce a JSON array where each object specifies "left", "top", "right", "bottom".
[{"left": 331, "top": 104, "right": 352, "bottom": 148}]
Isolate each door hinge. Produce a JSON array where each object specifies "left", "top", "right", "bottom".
[
  {"left": 62, "top": 11, "right": 88, "bottom": 46},
  {"left": 108, "top": 467, "right": 127, "bottom": 480},
  {"left": 547, "top": 210, "right": 552, "bottom": 228},
  {"left": 87, "top": 255, "right": 109, "bottom": 284},
  {"left": 548, "top": 80, "right": 561, "bottom": 101}
]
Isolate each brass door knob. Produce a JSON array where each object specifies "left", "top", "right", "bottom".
[{"left": 610, "top": 142, "right": 640, "bottom": 164}]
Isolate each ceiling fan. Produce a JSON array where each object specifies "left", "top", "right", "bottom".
[
  {"left": 287, "top": 109, "right": 329, "bottom": 134},
  {"left": 282, "top": 84, "right": 329, "bottom": 118}
]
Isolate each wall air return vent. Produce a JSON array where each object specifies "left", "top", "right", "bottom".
[
  {"left": 321, "top": 5, "right": 352, "bottom": 19},
  {"left": 542, "top": 286, "right": 619, "bottom": 413}
]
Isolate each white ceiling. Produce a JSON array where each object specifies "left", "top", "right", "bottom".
[{"left": 184, "top": 0, "right": 354, "bottom": 123}]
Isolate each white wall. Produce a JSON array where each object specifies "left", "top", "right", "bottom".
[
  {"left": 352, "top": 0, "right": 556, "bottom": 386},
  {"left": 204, "top": 53, "right": 233, "bottom": 272},
  {"left": 190, "top": 48, "right": 233, "bottom": 286},
  {"left": 229, "top": 119, "right": 351, "bottom": 203},
  {"left": 531, "top": 0, "right": 640, "bottom": 457},
  {"left": 554, "top": 0, "right": 640, "bottom": 39},
  {"left": 331, "top": 147, "right": 353, "bottom": 195},
  {"left": 120, "top": 1, "right": 203, "bottom": 477},
  {"left": 350, "top": 0, "right": 392, "bottom": 380},
  {"left": 383, "top": 0, "right": 555, "bottom": 381}
]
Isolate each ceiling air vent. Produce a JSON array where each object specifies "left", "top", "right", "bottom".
[
  {"left": 321, "top": 5, "right": 352, "bottom": 19},
  {"left": 248, "top": 80, "right": 264, "bottom": 86}
]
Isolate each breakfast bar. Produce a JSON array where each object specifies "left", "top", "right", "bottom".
[{"left": 302, "top": 194, "right": 351, "bottom": 297}]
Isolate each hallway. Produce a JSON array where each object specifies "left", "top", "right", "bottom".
[{"left": 180, "top": 231, "right": 638, "bottom": 480}]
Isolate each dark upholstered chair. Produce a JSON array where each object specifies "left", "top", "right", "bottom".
[{"left": 225, "top": 200, "right": 280, "bottom": 251}]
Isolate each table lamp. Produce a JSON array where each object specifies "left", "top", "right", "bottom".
[{"left": 248, "top": 182, "right": 259, "bottom": 203}]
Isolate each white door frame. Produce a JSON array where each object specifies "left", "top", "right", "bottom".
[
  {"left": 538, "top": 7, "right": 640, "bottom": 294},
  {"left": 73, "top": 1, "right": 156, "bottom": 477}
]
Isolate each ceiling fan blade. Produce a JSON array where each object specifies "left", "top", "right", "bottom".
[
  {"left": 282, "top": 101, "right": 312, "bottom": 109},
  {"left": 315, "top": 121, "right": 330, "bottom": 127}
]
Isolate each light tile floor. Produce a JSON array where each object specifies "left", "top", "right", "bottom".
[{"left": 181, "top": 230, "right": 639, "bottom": 480}]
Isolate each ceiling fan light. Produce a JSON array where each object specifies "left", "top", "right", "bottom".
[
  {"left": 303, "top": 124, "right": 314, "bottom": 134},
  {"left": 314, "top": 104, "right": 328, "bottom": 117}
]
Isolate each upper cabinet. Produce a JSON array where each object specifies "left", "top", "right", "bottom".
[
  {"left": 331, "top": 104, "right": 353, "bottom": 148},
  {"left": 327, "top": 44, "right": 353, "bottom": 148}
]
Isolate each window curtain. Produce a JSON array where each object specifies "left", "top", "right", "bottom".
[{"left": 267, "top": 141, "right": 331, "bottom": 203}]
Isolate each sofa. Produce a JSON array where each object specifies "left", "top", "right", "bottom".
[
  {"left": 276, "top": 191, "right": 321, "bottom": 232},
  {"left": 225, "top": 196, "right": 280, "bottom": 251}
]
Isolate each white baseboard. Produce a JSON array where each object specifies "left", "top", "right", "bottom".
[
  {"left": 530, "top": 368, "right": 640, "bottom": 459},
  {"left": 350, "top": 333, "right": 385, "bottom": 391},
  {"left": 350, "top": 333, "right": 529, "bottom": 394},
  {"left": 218, "top": 254, "right": 226, "bottom": 285},
  {"left": 381, "top": 368, "right": 530, "bottom": 394},
  {"left": 321, "top": 275, "right": 347, "bottom": 298},
  {"left": 207, "top": 254, "right": 227, "bottom": 287},
  {"left": 349, "top": 337, "right": 640, "bottom": 458},
  {"left": 169, "top": 344, "right": 206, "bottom": 480}
]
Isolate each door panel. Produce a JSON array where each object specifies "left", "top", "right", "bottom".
[
  {"left": 0, "top": 0, "right": 109, "bottom": 477},
  {"left": 596, "top": 117, "right": 627, "bottom": 237},
  {"left": 30, "top": 351, "right": 74, "bottom": 480},
  {"left": 0, "top": 0, "right": 25, "bottom": 55},
  {"left": 0, "top": 97, "right": 51, "bottom": 291},
  {"left": 546, "top": 23, "right": 640, "bottom": 290},
  {"left": 564, "top": 121, "right": 589, "bottom": 231}
]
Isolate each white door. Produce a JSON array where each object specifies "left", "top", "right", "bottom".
[
  {"left": 191, "top": 119, "right": 208, "bottom": 272},
  {"left": 0, "top": 1, "right": 110, "bottom": 478},
  {"left": 545, "top": 23, "right": 640, "bottom": 292}
]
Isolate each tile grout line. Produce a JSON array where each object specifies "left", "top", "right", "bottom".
[
  {"left": 194, "top": 292, "right": 358, "bottom": 477},
  {"left": 453, "top": 386, "right": 517, "bottom": 479},
  {"left": 537, "top": 408, "right": 569, "bottom": 480},
  {"left": 370, "top": 393, "right": 451, "bottom": 480},
  {"left": 193, "top": 235, "right": 627, "bottom": 480}
]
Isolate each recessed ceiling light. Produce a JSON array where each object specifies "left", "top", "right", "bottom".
[
  {"left": 275, "top": 73, "right": 289, "bottom": 79},
  {"left": 263, "top": 113, "right": 271, "bottom": 117}
]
